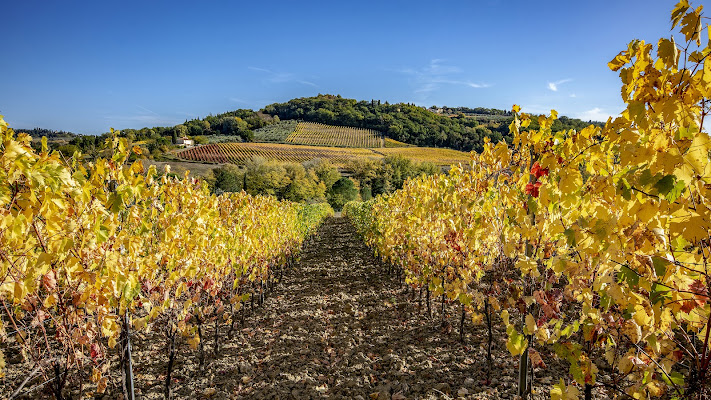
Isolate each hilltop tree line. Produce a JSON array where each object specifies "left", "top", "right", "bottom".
[
  {"left": 261, "top": 94, "right": 601, "bottom": 152},
  {"left": 25, "top": 111, "right": 275, "bottom": 159},
  {"left": 14, "top": 127, "right": 78, "bottom": 141},
  {"left": 262, "top": 95, "right": 501, "bottom": 152},
  {"left": 119, "top": 109, "right": 269, "bottom": 144},
  {"left": 431, "top": 106, "right": 513, "bottom": 116}
]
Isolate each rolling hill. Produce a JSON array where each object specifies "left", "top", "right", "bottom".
[{"left": 177, "top": 120, "right": 471, "bottom": 168}]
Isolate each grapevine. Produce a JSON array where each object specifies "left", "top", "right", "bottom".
[
  {"left": 0, "top": 124, "right": 332, "bottom": 397},
  {"left": 345, "top": 3, "right": 711, "bottom": 398}
]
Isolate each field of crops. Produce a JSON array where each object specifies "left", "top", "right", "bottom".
[
  {"left": 378, "top": 146, "right": 471, "bottom": 165},
  {"left": 177, "top": 142, "right": 472, "bottom": 167},
  {"left": 286, "top": 122, "right": 382, "bottom": 148},
  {"left": 177, "top": 142, "right": 378, "bottom": 166},
  {"left": 384, "top": 138, "right": 412, "bottom": 148}
]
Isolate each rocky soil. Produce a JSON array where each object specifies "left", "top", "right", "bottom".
[{"left": 136, "top": 217, "right": 572, "bottom": 399}]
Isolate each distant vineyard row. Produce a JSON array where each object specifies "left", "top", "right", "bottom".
[
  {"left": 177, "top": 142, "right": 377, "bottom": 166},
  {"left": 252, "top": 120, "right": 412, "bottom": 149},
  {"left": 176, "top": 142, "right": 471, "bottom": 167},
  {"left": 286, "top": 122, "right": 382, "bottom": 148}
]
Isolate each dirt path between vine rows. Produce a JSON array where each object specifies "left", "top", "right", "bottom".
[{"left": 132, "top": 217, "right": 569, "bottom": 400}]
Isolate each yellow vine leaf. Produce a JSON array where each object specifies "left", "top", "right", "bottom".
[{"left": 551, "top": 379, "right": 580, "bottom": 400}]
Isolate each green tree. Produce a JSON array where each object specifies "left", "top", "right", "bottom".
[
  {"left": 359, "top": 185, "right": 372, "bottom": 201},
  {"left": 417, "top": 161, "right": 439, "bottom": 176},
  {"left": 173, "top": 124, "right": 188, "bottom": 144},
  {"left": 211, "top": 165, "right": 243, "bottom": 193},
  {"left": 220, "top": 117, "right": 252, "bottom": 141},
  {"left": 304, "top": 158, "right": 341, "bottom": 190},
  {"left": 56, "top": 144, "right": 78, "bottom": 158},
  {"left": 193, "top": 135, "right": 209, "bottom": 145},
  {"left": 188, "top": 122, "right": 204, "bottom": 136},
  {"left": 243, "top": 157, "right": 289, "bottom": 197},
  {"left": 383, "top": 155, "right": 416, "bottom": 190},
  {"left": 347, "top": 158, "right": 378, "bottom": 188},
  {"left": 371, "top": 164, "right": 395, "bottom": 195},
  {"left": 281, "top": 163, "right": 325, "bottom": 202},
  {"left": 327, "top": 177, "right": 358, "bottom": 210}
]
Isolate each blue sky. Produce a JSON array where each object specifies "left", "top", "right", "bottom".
[{"left": 1, "top": 1, "right": 695, "bottom": 134}]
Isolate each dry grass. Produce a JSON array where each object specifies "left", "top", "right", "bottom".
[
  {"left": 384, "top": 138, "right": 413, "bottom": 148},
  {"left": 377, "top": 147, "right": 472, "bottom": 166}
]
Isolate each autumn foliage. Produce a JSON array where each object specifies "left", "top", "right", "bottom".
[
  {"left": 0, "top": 127, "right": 332, "bottom": 394},
  {"left": 345, "top": 2, "right": 711, "bottom": 398}
]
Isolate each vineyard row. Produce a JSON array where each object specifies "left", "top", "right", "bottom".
[
  {"left": 344, "top": 4, "right": 711, "bottom": 398},
  {"left": 0, "top": 124, "right": 333, "bottom": 398}
]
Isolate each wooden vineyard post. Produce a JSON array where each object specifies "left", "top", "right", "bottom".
[
  {"left": 440, "top": 279, "right": 446, "bottom": 322},
  {"left": 197, "top": 314, "right": 205, "bottom": 369},
  {"left": 518, "top": 151, "right": 537, "bottom": 399},
  {"left": 518, "top": 338, "right": 530, "bottom": 398},
  {"left": 165, "top": 329, "right": 177, "bottom": 400},
  {"left": 485, "top": 296, "right": 493, "bottom": 383},
  {"left": 121, "top": 312, "right": 135, "bottom": 400},
  {"left": 426, "top": 281, "right": 431, "bottom": 318},
  {"left": 213, "top": 314, "right": 220, "bottom": 357}
]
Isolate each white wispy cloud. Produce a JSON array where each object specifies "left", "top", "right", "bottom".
[
  {"left": 414, "top": 83, "right": 438, "bottom": 94},
  {"left": 424, "top": 59, "right": 462, "bottom": 75},
  {"left": 136, "top": 105, "right": 160, "bottom": 116},
  {"left": 247, "top": 67, "right": 272, "bottom": 73},
  {"left": 103, "top": 114, "right": 176, "bottom": 127},
  {"left": 394, "top": 59, "right": 490, "bottom": 99},
  {"left": 432, "top": 79, "right": 491, "bottom": 89},
  {"left": 547, "top": 78, "right": 573, "bottom": 92},
  {"left": 577, "top": 107, "right": 613, "bottom": 122},
  {"left": 248, "top": 66, "right": 318, "bottom": 87},
  {"left": 103, "top": 106, "right": 182, "bottom": 128}
]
